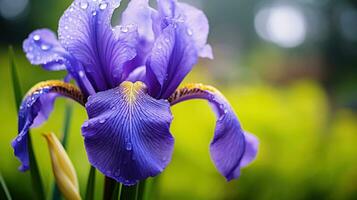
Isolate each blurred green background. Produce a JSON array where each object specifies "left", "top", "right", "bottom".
[{"left": 1, "top": 0, "right": 357, "bottom": 199}]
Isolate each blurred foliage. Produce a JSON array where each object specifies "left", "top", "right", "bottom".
[
  {"left": 1, "top": 47, "right": 357, "bottom": 200},
  {"left": 1, "top": 0, "right": 357, "bottom": 199}
]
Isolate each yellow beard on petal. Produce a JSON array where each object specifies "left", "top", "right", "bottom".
[
  {"left": 25, "top": 80, "right": 85, "bottom": 105},
  {"left": 120, "top": 81, "right": 147, "bottom": 104}
]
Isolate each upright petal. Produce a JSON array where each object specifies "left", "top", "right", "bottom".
[
  {"left": 23, "top": 29, "right": 96, "bottom": 96},
  {"left": 155, "top": 0, "right": 213, "bottom": 58},
  {"left": 121, "top": 0, "right": 154, "bottom": 42},
  {"left": 146, "top": 23, "right": 198, "bottom": 99},
  {"left": 176, "top": 2, "right": 213, "bottom": 58},
  {"left": 23, "top": 29, "right": 68, "bottom": 71},
  {"left": 82, "top": 81, "right": 174, "bottom": 185},
  {"left": 12, "top": 81, "right": 85, "bottom": 171},
  {"left": 58, "top": 0, "right": 136, "bottom": 91},
  {"left": 168, "top": 83, "right": 259, "bottom": 180}
]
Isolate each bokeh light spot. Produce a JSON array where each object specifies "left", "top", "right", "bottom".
[{"left": 255, "top": 5, "right": 307, "bottom": 48}]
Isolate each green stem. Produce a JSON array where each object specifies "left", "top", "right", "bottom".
[
  {"left": 84, "top": 166, "right": 96, "bottom": 200},
  {"left": 137, "top": 180, "right": 146, "bottom": 200},
  {"left": 103, "top": 176, "right": 119, "bottom": 200},
  {"left": 0, "top": 172, "right": 12, "bottom": 200},
  {"left": 111, "top": 183, "right": 121, "bottom": 200},
  {"left": 120, "top": 184, "right": 139, "bottom": 200},
  {"left": 61, "top": 103, "right": 73, "bottom": 148},
  {"left": 28, "top": 133, "right": 46, "bottom": 200}
]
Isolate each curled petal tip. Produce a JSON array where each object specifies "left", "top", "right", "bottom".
[{"left": 44, "top": 132, "right": 81, "bottom": 200}]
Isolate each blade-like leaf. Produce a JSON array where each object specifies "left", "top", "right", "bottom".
[
  {"left": 84, "top": 166, "right": 96, "bottom": 200},
  {"left": 61, "top": 103, "right": 73, "bottom": 148},
  {"left": 28, "top": 134, "right": 46, "bottom": 200},
  {"left": 120, "top": 184, "right": 139, "bottom": 200},
  {"left": 9, "top": 46, "right": 22, "bottom": 111},
  {"left": 9, "top": 46, "right": 45, "bottom": 200},
  {"left": 137, "top": 179, "right": 152, "bottom": 200},
  {"left": 0, "top": 172, "right": 12, "bottom": 200},
  {"left": 111, "top": 182, "right": 121, "bottom": 200}
]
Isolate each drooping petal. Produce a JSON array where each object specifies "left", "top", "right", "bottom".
[
  {"left": 146, "top": 24, "right": 198, "bottom": 99},
  {"left": 12, "top": 81, "right": 85, "bottom": 171},
  {"left": 58, "top": 0, "right": 136, "bottom": 91},
  {"left": 168, "top": 83, "right": 258, "bottom": 180},
  {"left": 82, "top": 81, "right": 174, "bottom": 185},
  {"left": 240, "top": 132, "right": 259, "bottom": 168}
]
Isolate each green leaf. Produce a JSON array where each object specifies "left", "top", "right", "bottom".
[
  {"left": 9, "top": 46, "right": 22, "bottom": 111},
  {"left": 84, "top": 166, "right": 96, "bottom": 200},
  {"left": 0, "top": 172, "right": 12, "bottom": 200},
  {"left": 120, "top": 184, "right": 139, "bottom": 200},
  {"left": 111, "top": 182, "right": 121, "bottom": 200},
  {"left": 28, "top": 134, "right": 46, "bottom": 200},
  {"left": 60, "top": 103, "right": 73, "bottom": 148},
  {"left": 9, "top": 46, "right": 45, "bottom": 200},
  {"left": 137, "top": 179, "right": 153, "bottom": 200}
]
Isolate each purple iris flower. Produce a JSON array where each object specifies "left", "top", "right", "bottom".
[{"left": 12, "top": 0, "right": 258, "bottom": 185}]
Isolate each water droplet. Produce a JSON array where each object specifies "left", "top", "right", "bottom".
[
  {"left": 114, "top": 170, "right": 120, "bottom": 176},
  {"left": 69, "top": 7, "right": 74, "bottom": 12},
  {"left": 121, "top": 26, "right": 129, "bottom": 33},
  {"left": 80, "top": 2, "right": 88, "bottom": 9},
  {"left": 186, "top": 28, "right": 193, "bottom": 36},
  {"left": 83, "top": 121, "right": 89, "bottom": 128},
  {"left": 92, "top": 11, "right": 97, "bottom": 16},
  {"left": 64, "top": 26, "right": 69, "bottom": 30},
  {"left": 79, "top": 70, "right": 85, "bottom": 77},
  {"left": 99, "top": 2, "right": 107, "bottom": 10},
  {"left": 99, "top": 119, "right": 106, "bottom": 124},
  {"left": 223, "top": 109, "right": 228, "bottom": 114},
  {"left": 157, "top": 44, "right": 162, "bottom": 49},
  {"left": 41, "top": 44, "right": 51, "bottom": 51},
  {"left": 33, "top": 34, "right": 40, "bottom": 41},
  {"left": 17, "top": 136, "right": 22, "bottom": 142},
  {"left": 27, "top": 53, "right": 34, "bottom": 59},
  {"left": 126, "top": 142, "right": 132, "bottom": 150}
]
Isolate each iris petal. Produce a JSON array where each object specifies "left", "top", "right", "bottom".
[
  {"left": 82, "top": 81, "right": 174, "bottom": 185},
  {"left": 58, "top": 0, "right": 136, "bottom": 91},
  {"left": 146, "top": 24, "right": 198, "bottom": 99},
  {"left": 176, "top": 2, "right": 213, "bottom": 59},
  {"left": 169, "top": 83, "right": 258, "bottom": 180},
  {"left": 121, "top": 0, "right": 154, "bottom": 42},
  {"left": 23, "top": 29, "right": 69, "bottom": 71},
  {"left": 12, "top": 81, "right": 85, "bottom": 171},
  {"left": 23, "top": 29, "right": 96, "bottom": 96}
]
